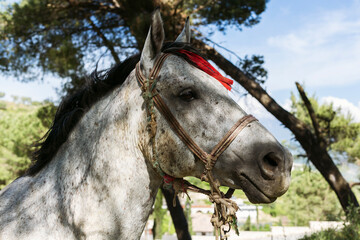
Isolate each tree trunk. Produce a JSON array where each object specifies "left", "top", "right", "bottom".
[
  {"left": 194, "top": 39, "right": 359, "bottom": 213},
  {"left": 161, "top": 187, "right": 192, "bottom": 240}
]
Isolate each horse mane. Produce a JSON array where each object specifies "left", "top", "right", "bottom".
[{"left": 28, "top": 42, "right": 203, "bottom": 175}]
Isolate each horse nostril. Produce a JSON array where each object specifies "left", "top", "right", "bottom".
[
  {"left": 260, "top": 152, "right": 283, "bottom": 180},
  {"left": 263, "top": 152, "right": 279, "bottom": 168},
  {"left": 259, "top": 152, "right": 282, "bottom": 180}
]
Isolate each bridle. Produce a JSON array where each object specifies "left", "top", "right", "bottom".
[
  {"left": 135, "top": 52, "right": 257, "bottom": 239},
  {"left": 136, "top": 53, "right": 257, "bottom": 177}
]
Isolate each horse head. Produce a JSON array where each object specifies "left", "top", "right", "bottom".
[{"left": 138, "top": 11, "right": 292, "bottom": 204}]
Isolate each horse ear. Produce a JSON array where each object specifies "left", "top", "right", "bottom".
[
  {"left": 140, "top": 9, "right": 165, "bottom": 71},
  {"left": 175, "top": 17, "right": 191, "bottom": 43}
]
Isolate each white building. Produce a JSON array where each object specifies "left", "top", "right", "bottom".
[{"left": 190, "top": 198, "right": 262, "bottom": 224}]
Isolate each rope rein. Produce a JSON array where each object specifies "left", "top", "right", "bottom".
[{"left": 136, "top": 53, "right": 257, "bottom": 240}]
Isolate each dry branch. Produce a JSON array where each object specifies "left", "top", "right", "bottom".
[
  {"left": 295, "top": 82, "right": 323, "bottom": 144},
  {"left": 350, "top": 182, "right": 360, "bottom": 188}
]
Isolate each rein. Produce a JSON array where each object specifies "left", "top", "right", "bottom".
[{"left": 135, "top": 53, "right": 257, "bottom": 240}]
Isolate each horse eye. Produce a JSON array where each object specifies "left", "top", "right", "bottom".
[{"left": 179, "top": 89, "right": 196, "bottom": 102}]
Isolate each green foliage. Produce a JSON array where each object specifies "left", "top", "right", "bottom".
[
  {"left": 0, "top": 0, "right": 92, "bottom": 80},
  {"left": 0, "top": 101, "right": 5, "bottom": 110},
  {"left": 290, "top": 93, "right": 360, "bottom": 162},
  {"left": 186, "top": 176, "right": 210, "bottom": 190},
  {"left": 184, "top": 0, "right": 268, "bottom": 32},
  {"left": 184, "top": 197, "right": 193, "bottom": 235},
  {"left": 237, "top": 55, "right": 267, "bottom": 84},
  {"left": 186, "top": 176, "right": 247, "bottom": 200},
  {"left": 300, "top": 205, "right": 360, "bottom": 240},
  {"left": 36, "top": 102, "right": 57, "bottom": 128},
  {"left": 0, "top": 99, "right": 52, "bottom": 189},
  {"left": 240, "top": 215, "right": 271, "bottom": 231},
  {"left": 161, "top": 212, "right": 176, "bottom": 236},
  {"left": 262, "top": 169, "right": 343, "bottom": 226},
  {"left": 0, "top": 0, "right": 268, "bottom": 93},
  {"left": 256, "top": 224, "right": 271, "bottom": 231},
  {"left": 243, "top": 216, "right": 251, "bottom": 231},
  {"left": 149, "top": 192, "right": 177, "bottom": 237},
  {"left": 153, "top": 191, "right": 167, "bottom": 239}
]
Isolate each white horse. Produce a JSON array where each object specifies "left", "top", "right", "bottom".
[{"left": 0, "top": 11, "right": 292, "bottom": 240}]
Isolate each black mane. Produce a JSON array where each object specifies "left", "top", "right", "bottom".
[{"left": 28, "top": 42, "right": 203, "bottom": 175}]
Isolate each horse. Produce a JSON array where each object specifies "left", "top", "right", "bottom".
[{"left": 0, "top": 10, "right": 292, "bottom": 240}]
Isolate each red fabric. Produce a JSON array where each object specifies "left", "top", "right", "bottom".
[
  {"left": 178, "top": 49, "right": 233, "bottom": 90},
  {"left": 163, "top": 175, "right": 175, "bottom": 184}
]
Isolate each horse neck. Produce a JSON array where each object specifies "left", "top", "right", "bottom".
[{"left": 42, "top": 72, "right": 162, "bottom": 238}]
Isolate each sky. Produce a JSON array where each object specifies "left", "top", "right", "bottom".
[
  {"left": 1, "top": 0, "right": 360, "bottom": 144},
  {"left": 208, "top": 0, "right": 360, "bottom": 144}
]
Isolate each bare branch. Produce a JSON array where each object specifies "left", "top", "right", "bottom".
[
  {"left": 295, "top": 82, "right": 324, "bottom": 145},
  {"left": 350, "top": 182, "right": 360, "bottom": 188},
  {"left": 193, "top": 29, "right": 243, "bottom": 63},
  {"left": 86, "top": 17, "right": 120, "bottom": 64}
]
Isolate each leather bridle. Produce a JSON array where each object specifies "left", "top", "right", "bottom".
[{"left": 135, "top": 53, "right": 257, "bottom": 178}]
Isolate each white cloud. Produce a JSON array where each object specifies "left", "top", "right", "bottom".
[
  {"left": 268, "top": 33, "right": 308, "bottom": 54},
  {"left": 237, "top": 94, "right": 273, "bottom": 119},
  {"left": 321, "top": 96, "right": 360, "bottom": 122},
  {"left": 266, "top": 4, "right": 360, "bottom": 90},
  {"left": 281, "top": 98, "right": 293, "bottom": 112},
  {"left": 268, "top": 10, "right": 360, "bottom": 54}
]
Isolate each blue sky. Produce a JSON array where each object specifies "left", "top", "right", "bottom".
[
  {"left": 208, "top": 0, "right": 360, "bottom": 143},
  {"left": 1, "top": 0, "right": 360, "bottom": 143}
]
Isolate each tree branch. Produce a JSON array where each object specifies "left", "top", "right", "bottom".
[
  {"left": 295, "top": 82, "right": 324, "bottom": 145},
  {"left": 192, "top": 29, "right": 243, "bottom": 63},
  {"left": 86, "top": 17, "right": 120, "bottom": 64},
  {"left": 350, "top": 182, "right": 360, "bottom": 188}
]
